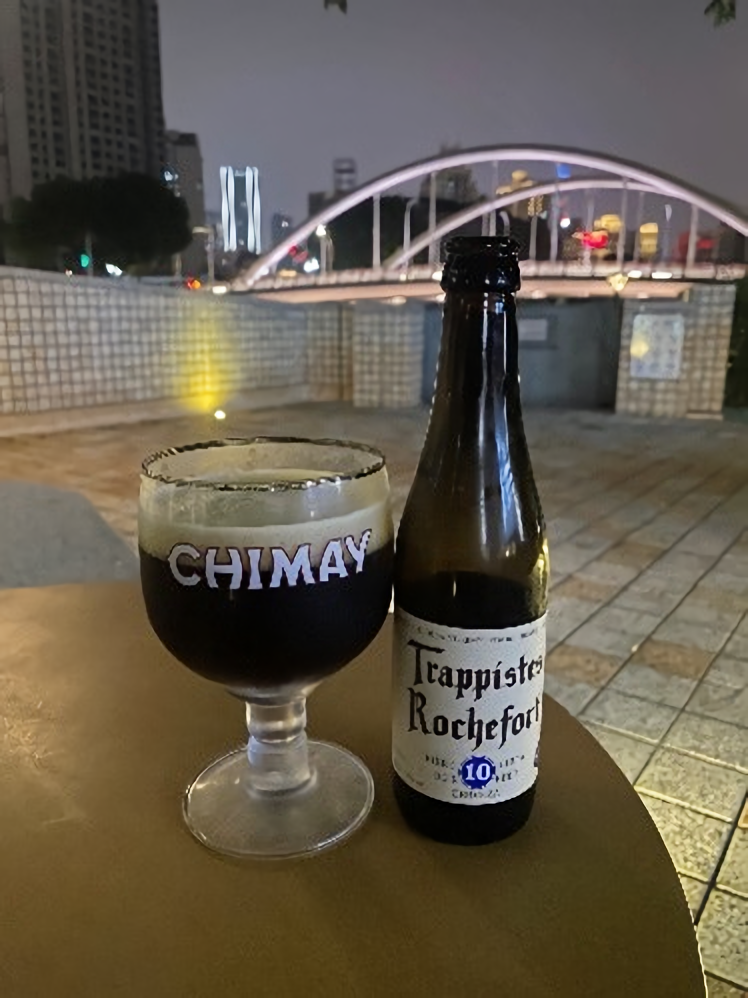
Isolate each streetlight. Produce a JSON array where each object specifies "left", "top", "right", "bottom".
[
  {"left": 315, "top": 224, "right": 333, "bottom": 273},
  {"left": 403, "top": 197, "right": 419, "bottom": 260}
]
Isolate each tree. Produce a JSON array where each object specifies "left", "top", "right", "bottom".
[
  {"left": 705, "top": 0, "right": 736, "bottom": 24},
  {"left": 4, "top": 173, "right": 191, "bottom": 273}
]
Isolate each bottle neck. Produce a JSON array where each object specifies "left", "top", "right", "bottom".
[{"left": 427, "top": 291, "right": 520, "bottom": 446}]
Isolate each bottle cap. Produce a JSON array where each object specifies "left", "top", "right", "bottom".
[{"left": 441, "top": 236, "right": 521, "bottom": 293}]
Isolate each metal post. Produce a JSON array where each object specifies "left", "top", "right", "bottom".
[
  {"left": 320, "top": 236, "right": 327, "bottom": 274},
  {"left": 85, "top": 232, "right": 94, "bottom": 277},
  {"left": 633, "top": 191, "right": 644, "bottom": 265},
  {"left": 686, "top": 204, "right": 699, "bottom": 271},
  {"left": 428, "top": 171, "right": 437, "bottom": 264},
  {"left": 372, "top": 192, "right": 381, "bottom": 269},
  {"left": 583, "top": 192, "right": 595, "bottom": 269},
  {"left": 550, "top": 190, "right": 559, "bottom": 262},
  {"left": 616, "top": 180, "right": 628, "bottom": 269},
  {"left": 661, "top": 203, "right": 673, "bottom": 264},
  {"left": 403, "top": 197, "right": 418, "bottom": 258}
]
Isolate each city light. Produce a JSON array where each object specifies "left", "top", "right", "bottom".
[
  {"left": 652, "top": 270, "right": 673, "bottom": 280},
  {"left": 105, "top": 263, "right": 123, "bottom": 276},
  {"left": 388, "top": 296, "right": 407, "bottom": 306},
  {"left": 304, "top": 258, "right": 320, "bottom": 273},
  {"left": 559, "top": 217, "right": 571, "bottom": 229},
  {"left": 185, "top": 277, "right": 202, "bottom": 290},
  {"left": 628, "top": 270, "right": 643, "bottom": 279},
  {"left": 211, "top": 285, "right": 228, "bottom": 295},
  {"left": 607, "top": 273, "right": 629, "bottom": 293},
  {"left": 214, "top": 410, "right": 226, "bottom": 420},
  {"left": 431, "top": 270, "right": 443, "bottom": 281},
  {"left": 315, "top": 224, "right": 327, "bottom": 238},
  {"left": 79, "top": 253, "right": 91, "bottom": 268}
]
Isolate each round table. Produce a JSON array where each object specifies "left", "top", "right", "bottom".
[{"left": 0, "top": 583, "right": 705, "bottom": 997}]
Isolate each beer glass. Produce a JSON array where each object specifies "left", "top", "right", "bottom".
[{"left": 139, "top": 437, "right": 393, "bottom": 858}]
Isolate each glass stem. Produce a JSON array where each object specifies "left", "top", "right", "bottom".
[{"left": 245, "top": 698, "right": 311, "bottom": 793}]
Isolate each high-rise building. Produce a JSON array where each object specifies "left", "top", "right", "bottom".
[
  {"left": 271, "top": 212, "right": 292, "bottom": 246},
  {"left": 0, "top": 0, "right": 166, "bottom": 215},
  {"left": 164, "top": 130, "right": 206, "bottom": 275},
  {"left": 496, "top": 170, "right": 542, "bottom": 220},
  {"left": 220, "top": 166, "right": 261, "bottom": 255}
]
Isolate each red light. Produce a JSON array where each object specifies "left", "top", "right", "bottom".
[
  {"left": 288, "top": 245, "right": 298, "bottom": 256},
  {"left": 580, "top": 231, "right": 609, "bottom": 250},
  {"left": 185, "top": 277, "right": 202, "bottom": 290}
]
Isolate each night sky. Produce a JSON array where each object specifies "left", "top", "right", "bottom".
[{"left": 158, "top": 0, "right": 748, "bottom": 229}]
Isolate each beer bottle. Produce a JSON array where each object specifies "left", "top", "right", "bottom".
[{"left": 392, "top": 236, "right": 549, "bottom": 845}]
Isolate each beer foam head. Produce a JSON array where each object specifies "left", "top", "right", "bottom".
[{"left": 139, "top": 438, "right": 393, "bottom": 560}]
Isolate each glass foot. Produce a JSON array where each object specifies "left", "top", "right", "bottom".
[{"left": 183, "top": 741, "right": 374, "bottom": 859}]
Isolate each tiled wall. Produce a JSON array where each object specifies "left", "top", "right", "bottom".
[
  {"left": 615, "top": 284, "right": 736, "bottom": 418},
  {"left": 307, "top": 303, "right": 353, "bottom": 402},
  {"left": 1, "top": 268, "right": 738, "bottom": 421},
  {"left": 352, "top": 303, "right": 425, "bottom": 408},
  {"left": 0, "top": 268, "right": 310, "bottom": 416}
]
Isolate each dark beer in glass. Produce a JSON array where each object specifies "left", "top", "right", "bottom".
[{"left": 140, "top": 437, "right": 393, "bottom": 858}]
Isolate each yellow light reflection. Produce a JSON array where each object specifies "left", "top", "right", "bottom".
[
  {"left": 171, "top": 302, "right": 239, "bottom": 414},
  {"left": 630, "top": 337, "right": 650, "bottom": 360}
]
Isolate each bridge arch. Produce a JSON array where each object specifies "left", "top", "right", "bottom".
[{"left": 239, "top": 145, "right": 748, "bottom": 287}]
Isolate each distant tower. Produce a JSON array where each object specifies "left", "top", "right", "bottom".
[
  {"left": 333, "top": 158, "right": 357, "bottom": 194},
  {"left": 220, "top": 166, "right": 261, "bottom": 254}
]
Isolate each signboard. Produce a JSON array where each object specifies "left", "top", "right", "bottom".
[
  {"left": 630, "top": 313, "right": 685, "bottom": 380},
  {"left": 518, "top": 318, "right": 549, "bottom": 342}
]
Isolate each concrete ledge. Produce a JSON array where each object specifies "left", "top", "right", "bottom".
[{"left": 0, "top": 384, "right": 310, "bottom": 437}]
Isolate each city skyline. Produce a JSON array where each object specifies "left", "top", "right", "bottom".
[{"left": 158, "top": 0, "right": 748, "bottom": 228}]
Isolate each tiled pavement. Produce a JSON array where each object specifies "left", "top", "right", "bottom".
[{"left": 1, "top": 404, "right": 747, "bottom": 995}]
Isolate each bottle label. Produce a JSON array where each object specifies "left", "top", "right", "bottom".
[{"left": 392, "top": 608, "right": 546, "bottom": 805}]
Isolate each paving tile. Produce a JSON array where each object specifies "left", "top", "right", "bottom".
[
  {"left": 546, "top": 517, "right": 585, "bottom": 543},
  {"left": 677, "top": 526, "right": 740, "bottom": 557},
  {"left": 718, "top": 830, "right": 748, "bottom": 898},
  {"left": 582, "top": 721, "right": 655, "bottom": 781},
  {"left": 687, "top": 683, "right": 748, "bottom": 727},
  {"left": 680, "top": 874, "right": 709, "bottom": 918},
  {"left": 611, "top": 663, "right": 697, "bottom": 708},
  {"left": 698, "top": 891, "right": 748, "bottom": 989},
  {"left": 665, "top": 713, "right": 748, "bottom": 774},
  {"left": 551, "top": 575, "right": 620, "bottom": 604},
  {"left": 670, "top": 601, "right": 745, "bottom": 632},
  {"left": 707, "top": 655, "right": 748, "bottom": 691},
  {"left": 581, "top": 689, "right": 679, "bottom": 742},
  {"left": 590, "top": 606, "right": 662, "bottom": 640},
  {"left": 724, "top": 632, "right": 748, "bottom": 661},
  {"left": 640, "top": 794, "right": 732, "bottom": 880},
  {"left": 546, "top": 644, "right": 621, "bottom": 686},
  {"left": 654, "top": 619, "right": 731, "bottom": 654},
  {"left": 574, "top": 559, "right": 641, "bottom": 588},
  {"left": 704, "top": 572, "right": 748, "bottom": 598},
  {"left": 550, "top": 542, "right": 600, "bottom": 576},
  {"left": 705, "top": 975, "right": 748, "bottom": 997},
  {"left": 543, "top": 675, "right": 597, "bottom": 716},
  {"left": 565, "top": 623, "right": 639, "bottom": 662},
  {"left": 546, "top": 596, "right": 599, "bottom": 645},
  {"left": 610, "top": 587, "right": 684, "bottom": 617},
  {"left": 599, "top": 541, "right": 663, "bottom": 569},
  {"left": 636, "top": 749, "right": 746, "bottom": 820},
  {"left": 631, "top": 639, "right": 714, "bottom": 680}
]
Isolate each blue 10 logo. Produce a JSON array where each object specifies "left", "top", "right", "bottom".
[{"left": 459, "top": 755, "right": 496, "bottom": 790}]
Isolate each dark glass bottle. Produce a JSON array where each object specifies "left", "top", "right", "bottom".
[{"left": 391, "top": 236, "right": 549, "bottom": 846}]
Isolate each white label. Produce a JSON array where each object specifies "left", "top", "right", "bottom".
[{"left": 392, "top": 609, "right": 546, "bottom": 805}]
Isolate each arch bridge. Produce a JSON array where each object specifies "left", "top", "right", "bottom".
[{"left": 235, "top": 145, "right": 748, "bottom": 300}]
